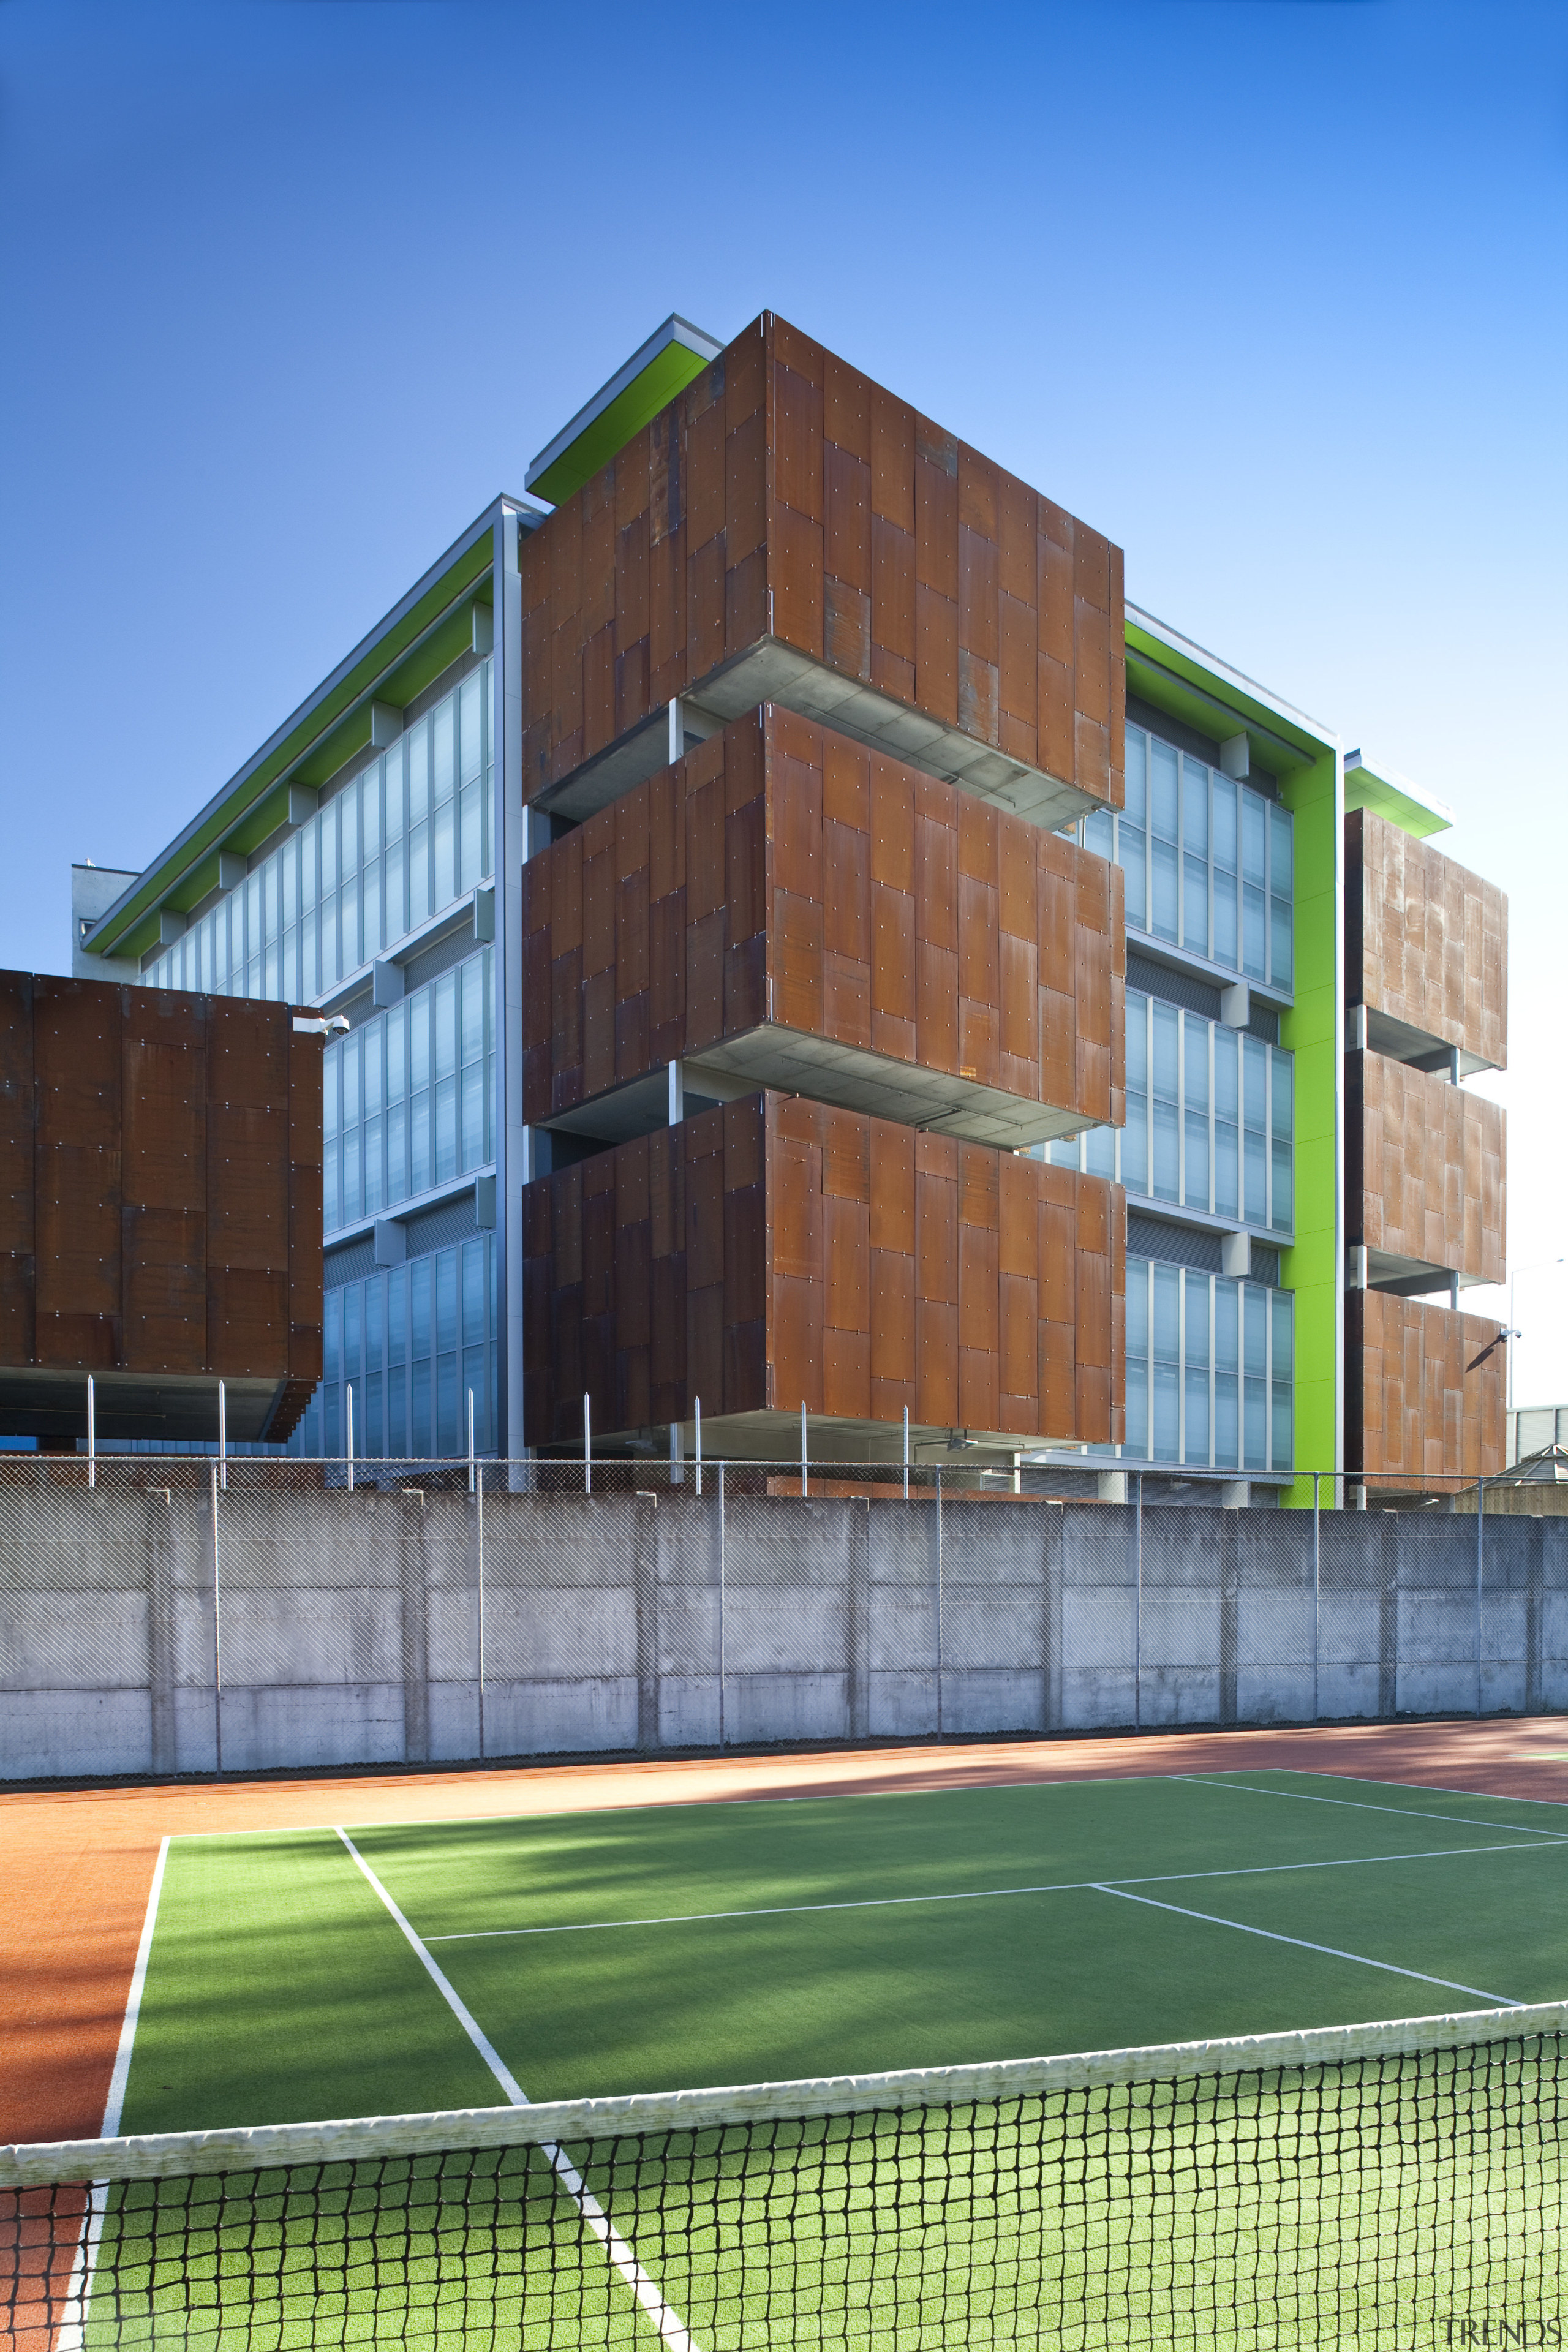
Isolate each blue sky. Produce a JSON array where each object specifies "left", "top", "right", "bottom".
[{"left": 2, "top": 0, "right": 1564, "bottom": 1406}]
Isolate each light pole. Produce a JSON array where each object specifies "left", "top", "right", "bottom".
[{"left": 1507, "top": 1256, "right": 1565, "bottom": 1415}]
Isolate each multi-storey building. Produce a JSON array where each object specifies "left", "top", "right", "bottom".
[{"left": 77, "top": 312, "right": 1509, "bottom": 1496}]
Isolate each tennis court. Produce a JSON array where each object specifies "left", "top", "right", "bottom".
[
  {"left": 116, "top": 1765, "right": 1568, "bottom": 2136},
  {"left": 11, "top": 1754, "right": 1568, "bottom": 2349}
]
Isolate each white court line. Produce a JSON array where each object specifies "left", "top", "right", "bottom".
[
  {"left": 335, "top": 1828, "right": 701, "bottom": 2352},
  {"left": 423, "top": 1837, "right": 1568, "bottom": 1942},
  {"left": 1095, "top": 1885, "right": 1521, "bottom": 2008},
  {"left": 56, "top": 1833, "right": 173, "bottom": 2352},
  {"left": 1169, "top": 1775, "right": 1568, "bottom": 1842}
]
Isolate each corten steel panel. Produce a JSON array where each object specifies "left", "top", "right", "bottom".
[
  {"left": 1347, "top": 809, "right": 1507, "bottom": 1069},
  {"left": 520, "top": 312, "right": 1123, "bottom": 819},
  {"left": 1346, "top": 1289, "right": 1506, "bottom": 1488},
  {"left": 0, "top": 971, "right": 322, "bottom": 1438},
  {"left": 519, "top": 706, "right": 1125, "bottom": 1137},
  {"left": 521, "top": 1090, "right": 1124, "bottom": 1449},
  {"left": 1347, "top": 1050, "right": 1505, "bottom": 1286}
]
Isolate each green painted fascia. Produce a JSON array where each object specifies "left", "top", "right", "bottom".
[
  {"left": 1125, "top": 624, "right": 1328, "bottom": 775},
  {"left": 1276, "top": 746, "right": 1343, "bottom": 1504},
  {"left": 527, "top": 343, "right": 711, "bottom": 506},
  {"left": 89, "top": 537, "right": 497, "bottom": 962},
  {"left": 1343, "top": 761, "right": 1452, "bottom": 841}
]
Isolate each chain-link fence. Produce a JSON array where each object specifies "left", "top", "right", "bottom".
[{"left": 1, "top": 1458, "right": 1565, "bottom": 1781}]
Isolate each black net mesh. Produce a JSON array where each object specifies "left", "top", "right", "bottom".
[{"left": 5, "top": 2024, "right": 1566, "bottom": 2350}]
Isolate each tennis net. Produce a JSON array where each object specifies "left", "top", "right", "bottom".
[{"left": 4, "top": 2002, "right": 1564, "bottom": 2351}]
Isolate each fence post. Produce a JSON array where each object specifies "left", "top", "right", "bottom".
[
  {"left": 345, "top": 1384, "right": 354, "bottom": 1494},
  {"left": 86, "top": 1374, "right": 96, "bottom": 1490},
  {"left": 210, "top": 1462, "right": 224, "bottom": 1775},
  {"left": 717, "top": 1462, "right": 726, "bottom": 1747},
  {"left": 1134, "top": 1472, "right": 1144, "bottom": 1732},
  {"left": 475, "top": 1459, "right": 486, "bottom": 1762},
  {"left": 1476, "top": 1472, "right": 1485, "bottom": 1717},
  {"left": 584, "top": 1392, "right": 592, "bottom": 1495},
  {"left": 1313, "top": 1472, "right": 1321, "bottom": 1723},
  {"left": 935, "top": 1468, "right": 944, "bottom": 1738}
]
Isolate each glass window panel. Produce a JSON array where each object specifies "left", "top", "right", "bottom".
[
  {"left": 386, "top": 1265, "right": 407, "bottom": 1365},
  {"left": 1184, "top": 1370, "right": 1210, "bottom": 1466},
  {"left": 1270, "top": 1138, "right": 1293, "bottom": 1234},
  {"left": 1241, "top": 789, "right": 1267, "bottom": 887},
  {"left": 341, "top": 884, "right": 359, "bottom": 977},
  {"left": 383, "top": 740, "right": 406, "bottom": 845},
  {"left": 1215, "top": 1121, "right": 1239, "bottom": 1221},
  {"left": 434, "top": 797, "right": 455, "bottom": 910},
  {"left": 1244, "top": 1284, "right": 1267, "bottom": 1377},
  {"left": 461, "top": 956, "right": 485, "bottom": 1065},
  {"left": 343, "top": 1283, "right": 361, "bottom": 1392},
  {"left": 411, "top": 992, "right": 430, "bottom": 1090},
  {"left": 462, "top": 1237, "right": 485, "bottom": 1348},
  {"left": 1213, "top": 873, "right": 1238, "bottom": 970},
  {"left": 385, "top": 836, "right": 406, "bottom": 949},
  {"left": 1215, "top": 1374, "right": 1238, "bottom": 1468},
  {"left": 459, "top": 783, "right": 481, "bottom": 895},
  {"left": 1153, "top": 1099, "right": 1179, "bottom": 1201},
  {"left": 1122, "top": 1095, "right": 1148, "bottom": 1195},
  {"left": 1152, "top": 1002, "right": 1180, "bottom": 1101},
  {"left": 435, "top": 972, "right": 457, "bottom": 1079},
  {"left": 1184, "top": 1111, "right": 1209, "bottom": 1212},
  {"left": 1126, "top": 1262, "right": 1148, "bottom": 1360},
  {"left": 1125, "top": 728, "right": 1147, "bottom": 827},
  {"left": 1183, "top": 1270, "right": 1210, "bottom": 1368},
  {"left": 1270, "top": 1289, "right": 1294, "bottom": 1385},
  {"left": 1183, "top": 1014, "right": 1208, "bottom": 1113},
  {"left": 1151, "top": 740, "right": 1178, "bottom": 842},
  {"left": 412, "top": 1360, "right": 431, "bottom": 1457},
  {"left": 459, "top": 673, "right": 482, "bottom": 783},
  {"left": 1245, "top": 1378, "right": 1267, "bottom": 1471},
  {"left": 435, "top": 1076, "right": 458, "bottom": 1184},
  {"left": 342, "top": 1033, "right": 361, "bottom": 1128},
  {"left": 407, "top": 716, "right": 431, "bottom": 824},
  {"left": 435, "top": 1247, "right": 459, "bottom": 1354},
  {"left": 1126, "top": 993, "right": 1148, "bottom": 1092},
  {"left": 366, "top": 1371, "right": 384, "bottom": 1460},
  {"left": 1085, "top": 809, "right": 1114, "bottom": 861},
  {"left": 282, "top": 843, "right": 298, "bottom": 927},
  {"left": 409, "top": 822, "right": 430, "bottom": 929},
  {"left": 1125, "top": 1359, "right": 1149, "bottom": 1459},
  {"left": 1048, "top": 1139, "right": 1081, "bottom": 1170},
  {"left": 412, "top": 1089, "right": 431, "bottom": 1194},
  {"left": 1153, "top": 1363, "right": 1180, "bottom": 1462},
  {"left": 1118, "top": 826, "right": 1147, "bottom": 932},
  {"left": 1269, "top": 803, "right": 1292, "bottom": 896},
  {"left": 437, "top": 1354, "right": 459, "bottom": 1455},
  {"left": 1182, "top": 762, "right": 1209, "bottom": 857},
  {"left": 1243, "top": 1036, "right": 1267, "bottom": 1132},
  {"left": 434, "top": 700, "right": 455, "bottom": 804},
  {"left": 320, "top": 806, "right": 338, "bottom": 894},
  {"left": 362, "top": 858, "right": 382, "bottom": 960},
  {"left": 1270, "top": 895, "right": 1293, "bottom": 990},
  {"left": 324, "top": 1288, "right": 341, "bottom": 1386},
  {"left": 1153, "top": 1265, "right": 1181, "bottom": 1363},
  {"left": 1085, "top": 1123, "right": 1115, "bottom": 1180},
  {"left": 365, "top": 1273, "right": 384, "bottom": 1378},
  {"left": 341, "top": 782, "right": 360, "bottom": 882},
  {"left": 1215, "top": 1279, "right": 1238, "bottom": 1374},
  {"left": 363, "top": 1115, "right": 383, "bottom": 1217},
  {"left": 411, "top": 1256, "right": 431, "bottom": 1360},
  {"left": 1182, "top": 855, "right": 1209, "bottom": 956},
  {"left": 1152, "top": 839, "right": 1178, "bottom": 941},
  {"left": 1270, "top": 1381, "right": 1292, "bottom": 1473},
  {"left": 363, "top": 764, "right": 382, "bottom": 860},
  {"left": 1215, "top": 1028, "right": 1238, "bottom": 1120},
  {"left": 1242, "top": 883, "right": 1266, "bottom": 979},
  {"left": 461, "top": 1349, "right": 485, "bottom": 1447},
  {"left": 1213, "top": 775, "right": 1237, "bottom": 873},
  {"left": 386, "top": 1099, "right": 407, "bottom": 1204},
  {"left": 1245, "top": 1129, "right": 1267, "bottom": 1227}
]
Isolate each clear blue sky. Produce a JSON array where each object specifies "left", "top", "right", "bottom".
[{"left": 2, "top": 0, "right": 1564, "bottom": 1403}]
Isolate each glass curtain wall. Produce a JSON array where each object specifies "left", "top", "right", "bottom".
[
  {"left": 323, "top": 948, "right": 495, "bottom": 1237},
  {"left": 1123, "top": 1259, "right": 1294, "bottom": 1475},
  {"left": 290, "top": 1232, "right": 497, "bottom": 1462},
  {"left": 1047, "top": 989, "right": 1293, "bottom": 1236},
  {"left": 1066, "top": 724, "right": 1293, "bottom": 991},
  {"left": 146, "top": 662, "right": 492, "bottom": 999}
]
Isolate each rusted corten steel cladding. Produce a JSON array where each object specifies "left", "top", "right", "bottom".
[
  {"left": 1346, "top": 1052, "right": 1505, "bottom": 1288},
  {"left": 518, "top": 311, "right": 1128, "bottom": 1449},
  {"left": 1346, "top": 808, "right": 1507, "bottom": 1070},
  {"left": 1345, "top": 1292, "right": 1505, "bottom": 1490},
  {"left": 522, "top": 1094, "right": 1124, "bottom": 1451},
  {"left": 1344, "top": 815, "right": 1509, "bottom": 1483},
  {"left": 520, "top": 312, "right": 1125, "bottom": 825},
  {"left": 0, "top": 973, "right": 322, "bottom": 1442},
  {"left": 521, "top": 707, "right": 1125, "bottom": 1148}
]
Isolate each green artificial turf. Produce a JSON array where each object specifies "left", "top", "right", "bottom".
[{"left": 92, "top": 1770, "right": 1568, "bottom": 2351}]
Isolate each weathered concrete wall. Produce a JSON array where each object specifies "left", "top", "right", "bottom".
[{"left": 2, "top": 1482, "right": 1565, "bottom": 1781}]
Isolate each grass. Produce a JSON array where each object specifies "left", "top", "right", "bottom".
[{"left": 80, "top": 1768, "right": 1568, "bottom": 2347}]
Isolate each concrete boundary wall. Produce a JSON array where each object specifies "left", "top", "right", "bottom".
[{"left": 2, "top": 1474, "right": 1566, "bottom": 1782}]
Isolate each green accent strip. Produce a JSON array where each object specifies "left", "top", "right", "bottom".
[
  {"left": 1277, "top": 747, "right": 1343, "bottom": 1504},
  {"left": 528, "top": 344, "right": 711, "bottom": 505},
  {"left": 1343, "top": 762, "right": 1452, "bottom": 841},
  {"left": 89, "top": 540, "right": 496, "bottom": 963},
  {"left": 1125, "top": 626, "right": 1330, "bottom": 772}
]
